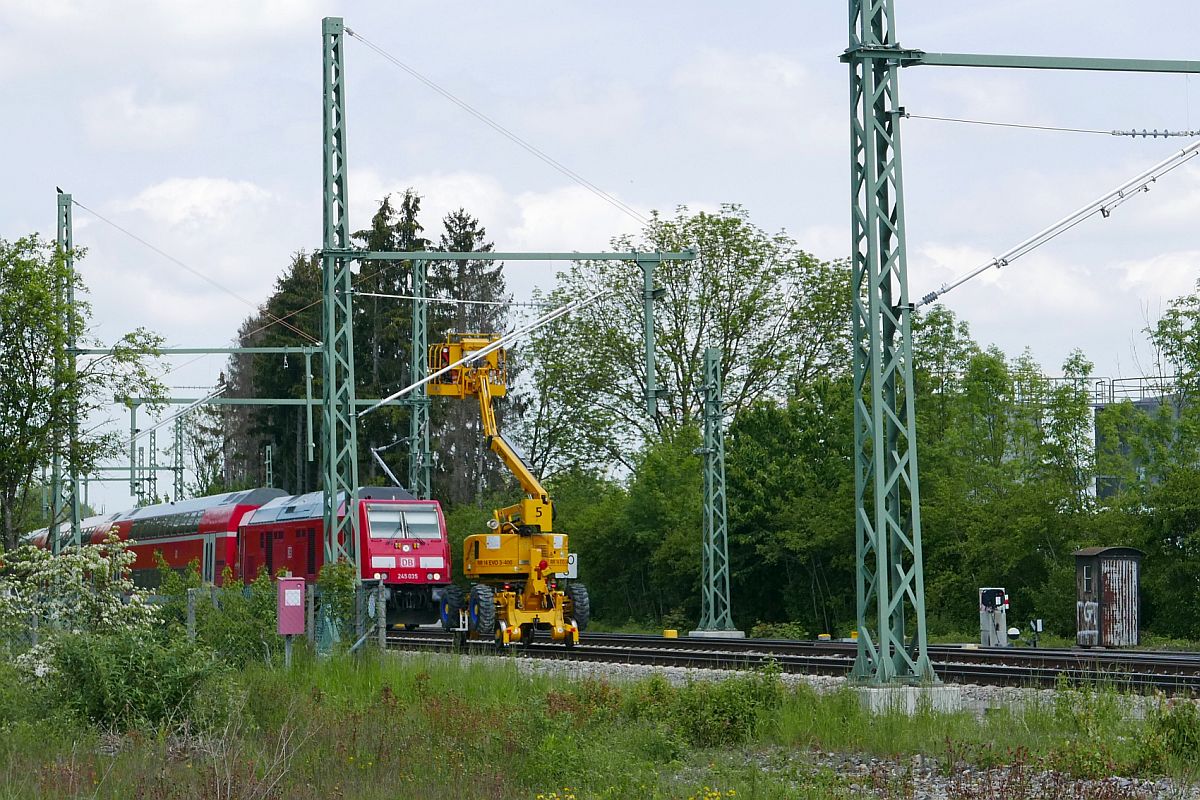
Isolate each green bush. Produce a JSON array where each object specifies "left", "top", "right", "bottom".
[
  {"left": 49, "top": 628, "right": 227, "bottom": 730},
  {"left": 0, "top": 659, "right": 57, "bottom": 729},
  {"left": 154, "top": 552, "right": 203, "bottom": 628},
  {"left": 195, "top": 572, "right": 283, "bottom": 666},
  {"left": 1138, "top": 699, "right": 1200, "bottom": 772},
  {"left": 618, "top": 665, "right": 785, "bottom": 747},
  {"left": 750, "top": 621, "right": 809, "bottom": 640},
  {"left": 317, "top": 560, "right": 356, "bottom": 634}
]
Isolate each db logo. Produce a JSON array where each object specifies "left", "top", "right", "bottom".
[{"left": 399, "top": 557, "right": 415, "bottom": 568}]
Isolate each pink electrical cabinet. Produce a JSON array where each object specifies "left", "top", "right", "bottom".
[{"left": 277, "top": 577, "right": 306, "bottom": 636}]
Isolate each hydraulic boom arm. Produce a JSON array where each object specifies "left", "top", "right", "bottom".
[
  {"left": 477, "top": 374, "right": 553, "bottom": 532},
  {"left": 426, "top": 334, "right": 553, "bottom": 533}
]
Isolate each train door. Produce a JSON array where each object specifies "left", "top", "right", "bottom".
[
  {"left": 263, "top": 530, "right": 276, "bottom": 578},
  {"left": 202, "top": 536, "right": 216, "bottom": 584},
  {"left": 306, "top": 527, "right": 318, "bottom": 578}
]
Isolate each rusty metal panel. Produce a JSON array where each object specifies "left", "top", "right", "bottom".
[{"left": 1100, "top": 557, "right": 1139, "bottom": 647}]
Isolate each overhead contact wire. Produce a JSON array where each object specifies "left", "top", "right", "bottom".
[
  {"left": 72, "top": 199, "right": 319, "bottom": 345},
  {"left": 344, "top": 28, "right": 648, "bottom": 227},
  {"left": 905, "top": 112, "right": 1200, "bottom": 139}
]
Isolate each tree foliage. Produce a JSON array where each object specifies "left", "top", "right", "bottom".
[
  {"left": 0, "top": 235, "right": 164, "bottom": 550},
  {"left": 428, "top": 208, "right": 514, "bottom": 505},
  {"left": 519, "top": 204, "right": 850, "bottom": 476}
]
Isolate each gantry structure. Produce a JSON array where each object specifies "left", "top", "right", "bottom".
[
  {"left": 319, "top": 17, "right": 693, "bottom": 576},
  {"left": 844, "top": 0, "right": 1200, "bottom": 684}
]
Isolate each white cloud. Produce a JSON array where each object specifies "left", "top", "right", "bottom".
[
  {"left": 1119, "top": 250, "right": 1200, "bottom": 300},
  {"left": 913, "top": 242, "right": 1107, "bottom": 315},
  {"left": 122, "top": 177, "right": 273, "bottom": 230},
  {"left": 795, "top": 223, "right": 848, "bottom": 262},
  {"left": 671, "top": 48, "right": 841, "bottom": 150},
  {"left": 349, "top": 169, "right": 649, "bottom": 296},
  {"left": 83, "top": 87, "right": 200, "bottom": 149}
]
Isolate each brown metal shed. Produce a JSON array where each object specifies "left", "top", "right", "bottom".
[{"left": 1073, "top": 546, "right": 1143, "bottom": 647}]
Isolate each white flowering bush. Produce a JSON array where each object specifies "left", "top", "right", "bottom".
[{"left": 0, "top": 535, "right": 159, "bottom": 666}]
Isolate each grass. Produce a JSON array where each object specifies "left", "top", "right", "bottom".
[{"left": 3, "top": 651, "right": 1200, "bottom": 799}]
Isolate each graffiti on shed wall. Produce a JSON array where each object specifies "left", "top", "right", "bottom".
[{"left": 1077, "top": 600, "right": 1099, "bottom": 646}]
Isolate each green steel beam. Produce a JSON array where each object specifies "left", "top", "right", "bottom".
[
  {"left": 847, "top": 0, "right": 934, "bottom": 685},
  {"left": 173, "top": 416, "right": 185, "bottom": 500},
  {"left": 844, "top": 45, "right": 1200, "bottom": 73},
  {"left": 351, "top": 250, "right": 694, "bottom": 262},
  {"left": 696, "top": 347, "right": 735, "bottom": 631},
  {"left": 322, "top": 16, "right": 359, "bottom": 571},
  {"left": 90, "top": 466, "right": 181, "bottom": 474},
  {"left": 305, "top": 351, "right": 316, "bottom": 462},
  {"left": 844, "top": 46, "right": 1200, "bottom": 73},
  {"left": 915, "top": 52, "right": 1200, "bottom": 73},
  {"left": 640, "top": 258, "right": 667, "bottom": 418},
  {"left": 148, "top": 430, "right": 159, "bottom": 502},
  {"left": 75, "top": 347, "right": 320, "bottom": 355},
  {"left": 128, "top": 402, "right": 138, "bottom": 497},
  {"left": 122, "top": 397, "right": 405, "bottom": 406},
  {"left": 408, "top": 260, "right": 431, "bottom": 499}
]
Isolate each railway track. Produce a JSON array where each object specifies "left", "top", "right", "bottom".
[{"left": 385, "top": 630, "right": 1200, "bottom": 693}]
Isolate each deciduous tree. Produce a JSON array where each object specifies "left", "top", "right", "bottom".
[{"left": 0, "top": 234, "right": 163, "bottom": 550}]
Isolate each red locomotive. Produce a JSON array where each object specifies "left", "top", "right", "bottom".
[
  {"left": 239, "top": 486, "right": 450, "bottom": 627},
  {"left": 30, "top": 486, "right": 452, "bottom": 628}
]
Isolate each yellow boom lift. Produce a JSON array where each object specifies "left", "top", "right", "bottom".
[{"left": 428, "top": 333, "right": 589, "bottom": 646}]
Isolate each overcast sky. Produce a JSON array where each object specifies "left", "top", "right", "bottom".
[{"left": 4, "top": 1, "right": 1199, "bottom": 512}]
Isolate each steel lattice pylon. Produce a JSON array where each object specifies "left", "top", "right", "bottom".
[
  {"left": 841, "top": 0, "right": 1200, "bottom": 685},
  {"left": 697, "top": 347, "right": 735, "bottom": 631},
  {"left": 51, "top": 192, "right": 82, "bottom": 550},
  {"left": 845, "top": 0, "right": 934, "bottom": 684},
  {"left": 321, "top": 17, "right": 360, "bottom": 568},
  {"left": 408, "top": 259, "right": 431, "bottom": 499}
]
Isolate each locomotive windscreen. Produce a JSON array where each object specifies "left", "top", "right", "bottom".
[{"left": 366, "top": 504, "right": 441, "bottom": 540}]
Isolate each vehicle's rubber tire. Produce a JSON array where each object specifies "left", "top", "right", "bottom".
[
  {"left": 440, "top": 584, "right": 466, "bottom": 631},
  {"left": 566, "top": 582, "right": 590, "bottom": 631},
  {"left": 468, "top": 584, "right": 496, "bottom": 638}
]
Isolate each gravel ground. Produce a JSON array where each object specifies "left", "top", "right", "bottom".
[{"left": 801, "top": 749, "right": 1198, "bottom": 799}]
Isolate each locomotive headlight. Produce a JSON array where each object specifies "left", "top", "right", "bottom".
[
  {"left": 373, "top": 572, "right": 382, "bottom": 580},
  {"left": 433, "top": 572, "right": 441, "bottom": 581},
  {"left": 402, "top": 544, "right": 411, "bottom": 552}
]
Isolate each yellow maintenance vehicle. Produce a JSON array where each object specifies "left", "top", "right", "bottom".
[{"left": 427, "top": 333, "right": 589, "bottom": 647}]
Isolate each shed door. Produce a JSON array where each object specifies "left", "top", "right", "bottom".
[{"left": 1101, "top": 558, "right": 1138, "bottom": 647}]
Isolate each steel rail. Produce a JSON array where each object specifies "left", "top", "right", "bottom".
[{"left": 384, "top": 631, "right": 1200, "bottom": 693}]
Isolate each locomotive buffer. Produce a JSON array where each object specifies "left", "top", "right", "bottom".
[{"left": 429, "top": 334, "right": 589, "bottom": 647}]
